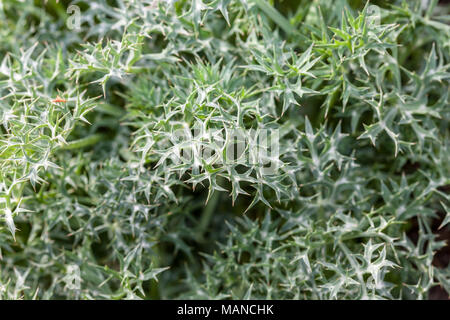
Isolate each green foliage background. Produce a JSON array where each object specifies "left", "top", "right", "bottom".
[{"left": 0, "top": 0, "right": 449, "bottom": 299}]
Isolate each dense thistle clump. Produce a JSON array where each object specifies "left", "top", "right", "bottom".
[{"left": 0, "top": 0, "right": 449, "bottom": 300}]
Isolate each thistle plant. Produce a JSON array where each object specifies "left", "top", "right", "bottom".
[{"left": 0, "top": 0, "right": 449, "bottom": 300}]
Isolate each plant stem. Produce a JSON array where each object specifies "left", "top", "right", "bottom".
[{"left": 61, "top": 134, "right": 106, "bottom": 150}]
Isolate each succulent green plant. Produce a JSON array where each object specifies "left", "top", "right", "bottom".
[{"left": 0, "top": 0, "right": 448, "bottom": 300}]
